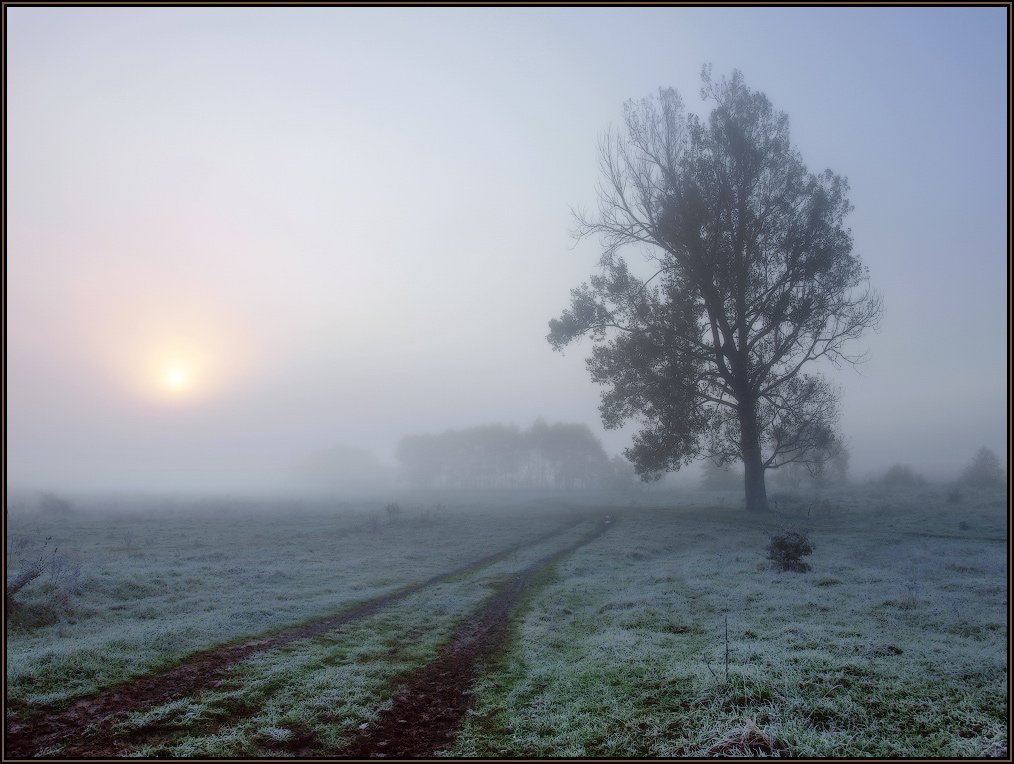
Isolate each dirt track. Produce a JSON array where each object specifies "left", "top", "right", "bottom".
[
  {"left": 5, "top": 516, "right": 585, "bottom": 759},
  {"left": 338, "top": 517, "right": 611, "bottom": 758}
]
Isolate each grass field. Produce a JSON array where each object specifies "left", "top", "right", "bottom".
[
  {"left": 5, "top": 500, "right": 573, "bottom": 708},
  {"left": 5, "top": 486, "right": 1008, "bottom": 757}
]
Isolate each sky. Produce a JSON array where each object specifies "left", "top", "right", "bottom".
[{"left": 6, "top": 6, "right": 1008, "bottom": 492}]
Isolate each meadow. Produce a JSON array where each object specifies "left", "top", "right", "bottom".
[{"left": 5, "top": 486, "right": 1008, "bottom": 757}]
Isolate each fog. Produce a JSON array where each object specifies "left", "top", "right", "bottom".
[{"left": 6, "top": 7, "right": 1007, "bottom": 496}]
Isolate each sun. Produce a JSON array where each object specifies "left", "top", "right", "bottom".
[
  {"left": 100, "top": 296, "right": 253, "bottom": 406},
  {"left": 161, "top": 364, "right": 192, "bottom": 394}
]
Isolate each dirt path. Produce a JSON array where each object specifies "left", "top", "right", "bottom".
[
  {"left": 5, "top": 516, "right": 585, "bottom": 759},
  {"left": 337, "top": 517, "right": 611, "bottom": 759}
]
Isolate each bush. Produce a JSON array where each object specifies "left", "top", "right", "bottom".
[
  {"left": 767, "top": 530, "right": 813, "bottom": 572},
  {"left": 880, "top": 464, "right": 924, "bottom": 488}
]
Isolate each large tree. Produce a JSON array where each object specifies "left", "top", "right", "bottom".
[{"left": 548, "top": 68, "right": 881, "bottom": 512}]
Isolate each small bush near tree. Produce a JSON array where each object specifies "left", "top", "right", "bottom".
[{"left": 767, "top": 531, "right": 813, "bottom": 572}]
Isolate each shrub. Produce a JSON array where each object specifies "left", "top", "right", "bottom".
[
  {"left": 880, "top": 464, "right": 924, "bottom": 488},
  {"left": 5, "top": 536, "right": 81, "bottom": 622},
  {"left": 5, "top": 537, "right": 53, "bottom": 614},
  {"left": 767, "top": 530, "right": 813, "bottom": 572}
]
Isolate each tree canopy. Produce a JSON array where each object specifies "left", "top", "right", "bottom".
[{"left": 549, "top": 68, "right": 881, "bottom": 511}]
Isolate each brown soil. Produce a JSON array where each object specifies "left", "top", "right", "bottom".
[
  {"left": 4, "top": 517, "right": 584, "bottom": 759},
  {"left": 338, "top": 518, "right": 611, "bottom": 759}
]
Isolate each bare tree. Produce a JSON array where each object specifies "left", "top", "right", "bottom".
[{"left": 549, "top": 68, "right": 881, "bottom": 512}]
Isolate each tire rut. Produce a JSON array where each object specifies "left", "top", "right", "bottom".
[
  {"left": 336, "top": 516, "right": 612, "bottom": 759},
  {"left": 5, "top": 516, "right": 585, "bottom": 759}
]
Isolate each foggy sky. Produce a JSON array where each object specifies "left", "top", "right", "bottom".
[{"left": 6, "top": 7, "right": 1008, "bottom": 492}]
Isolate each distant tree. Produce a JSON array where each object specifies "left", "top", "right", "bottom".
[
  {"left": 548, "top": 67, "right": 881, "bottom": 512},
  {"left": 958, "top": 447, "right": 1004, "bottom": 489},
  {"left": 395, "top": 420, "right": 616, "bottom": 490},
  {"left": 771, "top": 461, "right": 805, "bottom": 490},
  {"left": 775, "top": 441, "right": 850, "bottom": 488},
  {"left": 823, "top": 443, "right": 851, "bottom": 485},
  {"left": 880, "top": 464, "right": 924, "bottom": 488},
  {"left": 606, "top": 454, "right": 640, "bottom": 490},
  {"left": 700, "top": 459, "right": 742, "bottom": 491},
  {"left": 526, "top": 420, "right": 611, "bottom": 489}
]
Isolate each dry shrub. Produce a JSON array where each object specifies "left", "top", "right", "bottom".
[{"left": 705, "top": 719, "right": 789, "bottom": 757}]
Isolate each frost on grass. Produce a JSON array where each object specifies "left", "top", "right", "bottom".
[
  {"left": 259, "top": 726, "right": 292, "bottom": 743},
  {"left": 6, "top": 490, "right": 1006, "bottom": 758},
  {"left": 5, "top": 504, "right": 568, "bottom": 707},
  {"left": 109, "top": 521, "right": 599, "bottom": 757},
  {"left": 451, "top": 488, "right": 1007, "bottom": 758}
]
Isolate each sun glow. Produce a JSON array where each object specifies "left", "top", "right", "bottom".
[
  {"left": 148, "top": 349, "right": 204, "bottom": 402},
  {"left": 89, "top": 293, "right": 255, "bottom": 406},
  {"left": 162, "top": 365, "right": 192, "bottom": 393}
]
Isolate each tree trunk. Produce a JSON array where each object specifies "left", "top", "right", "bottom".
[
  {"left": 738, "top": 402, "right": 770, "bottom": 513},
  {"left": 742, "top": 447, "right": 769, "bottom": 512}
]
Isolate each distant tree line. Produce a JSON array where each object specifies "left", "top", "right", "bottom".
[
  {"left": 874, "top": 447, "right": 1004, "bottom": 491},
  {"left": 396, "top": 419, "right": 634, "bottom": 490}
]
